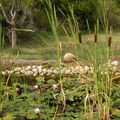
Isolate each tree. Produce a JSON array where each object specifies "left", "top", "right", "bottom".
[{"left": 0, "top": 0, "right": 34, "bottom": 48}]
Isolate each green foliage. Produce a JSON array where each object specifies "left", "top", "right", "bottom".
[
  {"left": 111, "top": 85, "right": 120, "bottom": 107},
  {"left": 1, "top": 74, "right": 119, "bottom": 119},
  {"left": 1, "top": 0, "right": 120, "bottom": 32}
]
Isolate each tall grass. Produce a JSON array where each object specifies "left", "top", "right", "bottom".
[
  {"left": 44, "top": 0, "right": 115, "bottom": 119},
  {"left": 0, "top": 21, "right": 4, "bottom": 49},
  {"left": 44, "top": 0, "right": 66, "bottom": 118},
  {"left": 0, "top": 19, "right": 3, "bottom": 112},
  {"left": 0, "top": 21, "right": 3, "bottom": 48}
]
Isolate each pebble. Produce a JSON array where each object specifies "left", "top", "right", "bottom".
[
  {"left": 9, "top": 70, "right": 14, "bottom": 74},
  {"left": 37, "top": 66, "right": 42, "bottom": 70},
  {"left": 2, "top": 71, "right": 7, "bottom": 75},
  {"left": 26, "top": 66, "right": 32, "bottom": 70},
  {"left": 1, "top": 60, "right": 120, "bottom": 79},
  {"left": 32, "top": 68, "right": 38, "bottom": 73},
  {"left": 15, "top": 71, "right": 20, "bottom": 75},
  {"left": 32, "top": 65, "right": 37, "bottom": 69},
  {"left": 42, "top": 68, "right": 47, "bottom": 75},
  {"left": 22, "top": 67, "right": 26, "bottom": 70},
  {"left": 61, "top": 67, "right": 67, "bottom": 74},
  {"left": 65, "top": 69, "right": 71, "bottom": 75},
  {"left": 40, "top": 72, "right": 44, "bottom": 76},
  {"left": 20, "top": 69, "right": 26, "bottom": 74},
  {"left": 14, "top": 67, "right": 21, "bottom": 71},
  {"left": 33, "top": 72, "right": 38, "bottom": 77},
  {"left": 25, "top": 71, "right": 33, "bottom": 76},
  {"left": 53, "top": 69, "right": 58, "bottom": 75},
  {"left": 84, "top": 66, "right": 90, "bottom": 71},
  {"left": 47, "top": 69, "right": 52, "bottom": 75},
  {"left": 79, "top": 68, "right": 85, "bottom": 74},
  {"left": 111, "top": 61, "right": 119, "bottom": 66},
  {"left": 115, "top": 72, "right": 120, "bottom": 76}
]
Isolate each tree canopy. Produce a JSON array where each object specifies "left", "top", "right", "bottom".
[{"left": 1, "top": 0, "right": 120, "bottom": 47}]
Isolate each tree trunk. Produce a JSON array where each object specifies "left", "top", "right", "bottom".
[{"left": 11, "top": 27, "right": 17, "bottom": 48}]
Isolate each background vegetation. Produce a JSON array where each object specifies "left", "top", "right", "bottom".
[{"left": 1, "top": 0, "right": 120, "bottom": 48}]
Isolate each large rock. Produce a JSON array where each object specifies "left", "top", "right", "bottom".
[{"left": 63, "top": 53, "right": 76, "bottom": 63}]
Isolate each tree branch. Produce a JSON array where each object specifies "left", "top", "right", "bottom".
[
  {"left": 0, "top": 3, "right": 12, "bottom": 25},
  {"left": 10, "top": 0, "right": 16, "bottom": 17}
]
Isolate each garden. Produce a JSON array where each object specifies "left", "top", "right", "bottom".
[{"left": 0, "top": 0, "right": 120, "bottom": 120}]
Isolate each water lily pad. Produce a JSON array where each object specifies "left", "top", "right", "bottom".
[
  {"left": 47, "top": 79, "right": 55, "bottom": 84},
  {"left": 36, "top": 77, "right": 45, "bottom": 83}
]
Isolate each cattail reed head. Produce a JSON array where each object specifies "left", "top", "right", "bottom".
[
  {"left": 78, "top": 32, "right": 82, "bottom": 43},
  {"left": 94, "top": 33, "right": 97, "bottom": 43},
  {"left": 94, "top": 25, "right": 97, "bottom": 43},
  {"left": 108, "top": 36, "right": 112, "bottom": 47}
]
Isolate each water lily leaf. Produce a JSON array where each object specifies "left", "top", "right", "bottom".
[
  {"left": 3, "top": 114, "right": 14, "bottom": 120},
  {"left": 27, "top": 109, "right": 37, "bottom": 119},
  {"left": 36, "top": 77, "right": 45, "bottom": 83},
  {"left": 67, "top": 95, "right": 74, "bottom": 101},
  {"left": 47, "top": 79, "right": 55, "bottom": 84}
]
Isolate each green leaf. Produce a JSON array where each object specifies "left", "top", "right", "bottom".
[
  {"left": 3, "top": 114, "right": 14, "bottom": 120},
  {"left": 36, "top": 77, "right": 45, "bottom": 83},
  {"left": 47, "top": 79, "right": 55, "bottom": 84},
  {"left": 67, "top": 95, "right": 74, "bottom": 101}
]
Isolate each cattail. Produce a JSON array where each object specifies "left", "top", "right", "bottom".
[
  {"left": 94, "top": 33, "right": 97, "bottom": 43},
  {"left": 94, "top": 25, "right": 97, "bottom": 43},
  {"left": 78, "top": 32, "right": 82, "bottom": 43},
  {"left": 108, "top": 36, "right": 112, "bottom": 47}
]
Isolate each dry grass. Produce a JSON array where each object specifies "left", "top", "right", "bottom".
[{"left": 0, "top": 32, "right": 120, "bottom": 60}]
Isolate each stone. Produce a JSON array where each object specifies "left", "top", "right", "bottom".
[
  {"left": 84, "top": 65, "right": 90, "bottom": 73},
  {"left": 26, "top": 66, "right": 32, "bottom": 70},
  {"left": 25, "top": 71, "right": 33, "bottom": 76},
  {"left": 65, "top": 69, "right": 71, "bottom": 75},
  {"left": 15, "top": 71, "right": 20, "bottom": 75},
  {"left": 63, "top": 53, "right": 76, "bottom": 63},
  {"left": 32, "top": 65, "right": 37, "bottom": 69},
  {"left": 9, "top": 70, "right": 14, "bottom": 74},
  {"left": 53, "top": 69, "right": 58, "bottom": 75},
  {"left": 38, "top": 69, "right": 42, "bottom": 74},
  {"left": 2, "top": 71, "right": 7, "bottom": 75},
  {"left": 32, "top": 68, "right": 38, "bottom": 73},
  {"left": 14, "top": 67, "right": 21, "bottom": 71},
  {"left": 42, "top": 68, "right": 47, "bottom": 75},
  {"left": 111, "top": 61, "right": 119, "bottom": 66},
  {"left": 79, "top": 68, "right": 85, "bottom": 74},
  {"left": 20, "top": 69, "right": 26, "bottom": 74},
  {"left": 33, "top": 72, "right": 38, "bottom": 77},
  {"left": 37, "top": 66, "right": 42, "bottom": 70},
  {"left": 115, "top": 71, "right": 120, "bottom": 76}
]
